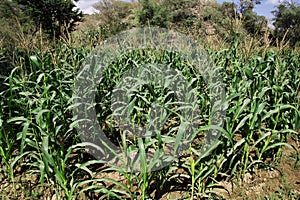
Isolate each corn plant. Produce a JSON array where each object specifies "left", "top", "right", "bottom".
[{"left": 0, "top": 28, "right": 299, "bottom": 199}]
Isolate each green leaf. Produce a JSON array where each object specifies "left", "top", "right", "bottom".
[{"left": 30, "top": 55, "right": 40, "bottom": 68}]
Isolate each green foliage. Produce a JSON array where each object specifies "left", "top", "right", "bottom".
[
  {"left": 272, "top": 1, "right": 300, "bottom": 46},
  {"left": 0, "top": 0, "right": 18, "bottom": 79},
  {"left": 15, "top": 0, "right": 83, "bottom": 38},
  {"left": 137, "top": 0, "right": 171, "bottom": 28},
  {"left": 0, "top": 0, "right": 33, "bottom": 90},
  {"left": 162, "top": 0, "right": 195, "bottom": 24},
  {"left": 0, "top": 28, "right": 299, "bottom": 198},
  {"left": 242, "top": 10, "right": 267, "bottom": 36},
  {"left": 93, "top": 0, "right": 136, "bottom": 36},
  {"left": 239, "top": 0, "right": 261, "bottom": 14},
  {"left": 0, "top": 1, "right": 300, "bottom": 199},
  {"left": 221, "top": 1, "right": 237, "bottom": 18},
  {"left": 0, "top": 44, "right": 89, "bottom": 198},
  {"left": 236, "top": 0, "right": 267, "bottom": 36}
]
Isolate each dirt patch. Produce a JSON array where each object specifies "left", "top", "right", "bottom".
[{"left": 215, "top": 137, "right": 300, "bottom": 199}]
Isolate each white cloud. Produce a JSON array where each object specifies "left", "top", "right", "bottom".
[
  {"left": 265, "top": 0, "right": 281, "bottom": 5},
  {"left": 74, "top": 0, "right": 100, "bottom": 14},
  {"left": 265, "top": 0, "right": 297, "bottom": 5},
  {"left": 74, "top": 0, "right": 133, "bottom": 14},
  {"left": 265, "top": 0, "right": 279, "bottom": 4}
]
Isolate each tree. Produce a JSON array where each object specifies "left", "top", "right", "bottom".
[
  {"left": 242, "top": 9, "right": 267, "bottom": 36},
  {"left": 15, "top": 0, "right": 83, "bottom": 38},
  {"left": 239, "top": 0, "right": 261, "bottom": 14},
  {"left": 221, "top": 1, "right": 237, "bottom": 18},
  {"left": 272, "top": 1, "right": 300, "bottom": 46},
  {"left": 137, "top": 0, "right": 171, "bottom": 28},
  {"left": 237, "top": 0, "right": 266, "bottom": 36}
]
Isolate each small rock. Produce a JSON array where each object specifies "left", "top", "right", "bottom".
[
  {"left": 266, "top": 170, "right": 279, "bottom": 179},
  {"left": 51, "top": 194, "right": 57, "bottom": 200},
  {"left": 243, "top": 173, "right": 253, "bottom": 184},
  {"left": 16, "top": 166, "right": 22, "bottom": 172},
  {"left": 3, "top": 182, "right": 9, "bottom": 188},
  {"left": 15, "top": 184, "right": 20, "bottom": 190}
]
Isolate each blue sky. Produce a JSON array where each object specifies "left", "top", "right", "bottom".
[
  {"left": 217, "top": 0, "right": 299, "bottom": 21},
  {"left": 75, "top": 0, "right": 300, "bottom": 21}
]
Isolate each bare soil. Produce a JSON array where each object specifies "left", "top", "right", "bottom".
[{"left": 215, "top": 137, "right": 300, "bottom": 200}]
